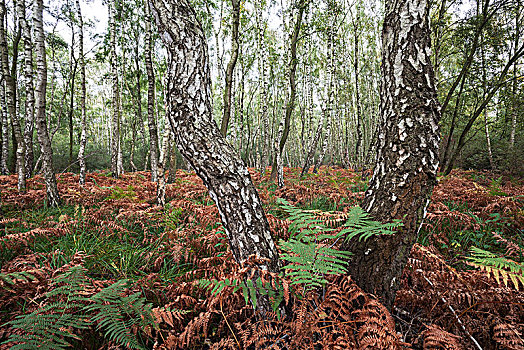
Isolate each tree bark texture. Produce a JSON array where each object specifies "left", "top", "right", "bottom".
[
  {"left": 144, "top": 0, "right": 159, "bottom": 182},
  {"left": 0, "top": 0, "right": 25, "bottom": 191},
  {"left": 343, "top": 0, "right": 441, "bottom": 309},
  {"left": 17, "top": 0, "right": 35, "bottom": 178},
  {"left": 77, "top": 0, "right": 87, "bottom": 185},
  {"left": 34, "top": 0, "right": 61, "bottom": 207},
  {"left": 149, "top": 0, "right": 280, "bottom": 275},
  {"left": 219, "top": 0, "right": 240, "bottom": 137}
]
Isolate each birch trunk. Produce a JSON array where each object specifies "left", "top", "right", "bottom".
[
  {"left": 313, "top": 5, "right": 336, "bottom": 174},
  {"left": 149, "top": 0, "right": 280, "bottom": 289},
  {"left": 256, "top": 2, "right": 270, "bottom": 174},
  {"left": 77, "top": 0, "right": 87, "bottom": 185},
  {"left": 144, "top": 0, "right": 159, "bottom": 182},
  {"left": 34, "top": 0, "right": 61, "bottom": 207},
  {"left": 343, "top": 0, "right": 441, "bottom": 309},
  {"left": 220, "top": 0, "right": 240, "bottom": 137},
  {"left": 109, "top": 1, "right": 121, "bottom": 178},
  {"left": 270, "top": 1, "right": 306, "bottom": 182},
  {"left": 156, "top": 128, "right": 171, "bottom": 206},
  {"left": 0, "top": 76, "right": 8, "bottom": 174},
  {"left": 17, "top": 0, "right": 35, "bottom": 178},
  {"left": 0, "top": 0, "right": 25, "bottom": 191}
]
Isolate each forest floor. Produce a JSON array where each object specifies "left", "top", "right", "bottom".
[{"left": 0, "top": 167, "right": 523, "bottom": 349}]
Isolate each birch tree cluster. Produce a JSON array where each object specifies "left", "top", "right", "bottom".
[{"left": 0, "top": 0, "right": 523, "bottom": 196}]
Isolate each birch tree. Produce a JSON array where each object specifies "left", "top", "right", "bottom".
[
  {"left": 34, "top": 0, "right": 61, "bottom": 206},
  {"left": 76, "top": 0, "right": 87, "bottom": 185},
  {"left": 144, "top": 0, "right": 159, "bottom": 182},
  {"left": 149, "top": 0, "right": 280, "bottom": 312},
  {"left": 0, "top": 0, "right": 25, "bottom": 191},
  {"left": 343, "top": 0, "right": 441, "bottom": 308}
]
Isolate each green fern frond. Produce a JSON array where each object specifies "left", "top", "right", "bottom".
[
  {"left": 467, "top": 247, "right": 524, "bottom": 290},
  {"left": 4, "top": 267, "right": 154, "bottom": 350},
  {"left": 339, "top": 206, "right": 403, "bottom": 242}
]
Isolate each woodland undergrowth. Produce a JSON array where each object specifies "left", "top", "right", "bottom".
[{"left": 0, "top": 167, "right": 523, "bottom": 349}]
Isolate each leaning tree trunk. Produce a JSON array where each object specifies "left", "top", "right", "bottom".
[
  {"left": 0, "top": 0, "right": 25, "bottom": 191},
  {"left": 149, "top": 0, "right": 280, "bottom": 285},
  {"left": 34, "top": 0, "right": 61, "bottom": 207},
  {"left": 77, "top": 0, "right": 87, "bottom": 185},
  {"left": 144, "top": 1, "right": 159, "bottom": 182},
  {"left": 18, "top": 0, "right": 35, "bottom": 178},
  {"left": 343, "top": 0, "right": 441, "bottom": 309}
]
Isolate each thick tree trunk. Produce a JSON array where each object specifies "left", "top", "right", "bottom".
[
  {"left": 343, "top": 0, "right": 441, "bottom": 309},
  {"left": 270, "top": 1, "right": 306, "bottom": 182},
  {"left": 34, "top": 0, "right": 61, "bottom": 207},
  {"left": 109, "top": 1, "right": 121, "bottom": 178},
  {"left": 0, "top": 0, "right": 25, "bottom": 191},
  {"left": 17, "top": 0, "right": 35, "bottom": 178},
  {"left": 220, "top": 0, "right": 240, "bottom": 137},
  {"left": 144, "top": 1, "right": 159, "bottom": 182},
  {"left": 149, "top": 0, "right": 280, "bottom": 284},
  {"left": 77, "top": 0, "right": 87, "bottom": 185}
]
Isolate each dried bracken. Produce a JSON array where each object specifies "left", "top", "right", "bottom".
[{"left": 0, "top": 168, "right": 522, "bottom": 349}]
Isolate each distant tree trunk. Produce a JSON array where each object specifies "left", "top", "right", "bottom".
[
  {"left": 510, "top": 5, "right": 520, "bottom": 149},
  {"left": 168, "top": 140, "right": 177, "bottom": 184},
  {"left": 130, "top": 41, "right": 142, "bottom": 173},
  {"left": 270, "top": 1, "right": 306, "bottom": 183},
  {"left": 34, "top": 0, "right": 61, "bottom": 207},
  {"left": 353, "top": 10, "right": 363, "bottom": 168},
  {"left": 0, "top": 0, "right": 25, "bottom": 191},
  {"left": 149, "top": 0, "right": 281, "bottom": 297},
  {"left": 156, "top": 128, "right": 171, "bottom": 206},
  {"left": 343, "top": 0, "right": 441, "bottom": 309},
  {"left": 68, "top": 15, "right": 77, "bottom": 166},
  {"left": 144, "top": 0, "right": 159, "bottom": 182},
  {"left": 443, "top": 42, "right": 524, "bottom": 175},
  {"left": 256, "top": 1, "right": 270, "bottom": 174},
  {"left": 0, "top": 76, "right": 8, "bottom": 174},
  {"left": 77, "top": 0, "right": 87, "bottom": 185},
  {"left": 17, "top": 0, "right": 35, "bottom": 178},
  {"left": 220, "top": 0, "right": 240, "bottom": 137},
  {"left": 301, "top": 108, "right": 326, "bottom": 176},
  {"left": 313, "top": 4, "right": 336, "bottom": 174},
  {"left": 109, "top": 0, "right": 121, "bottom": 178}
]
